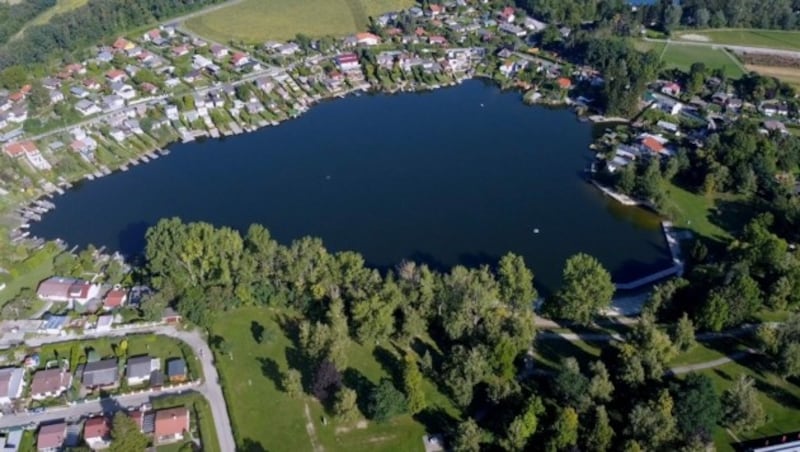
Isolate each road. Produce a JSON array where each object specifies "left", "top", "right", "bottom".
[
  {"left": 643, "top": 37, "right": 800, "bottom": 59},
  {"left": 10, "top": 325, "right": 236, "bottom": 451}
]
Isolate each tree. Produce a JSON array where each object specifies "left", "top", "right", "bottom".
[
  {"left": 551, "top": 357, "right": 590, "bottom": 410},
  {"left": 673, "top": 313, "right": 697, "bottom": 352},
  {"left": 69, "top": 344, "right": 82, "bottom": 372},
  {"left": 403, "top": 352, "right": 427, "bottom": 414},
  {"left": 626, "top": 390, "right": 677, "bottom": 449},
  {"left": 497, "top": 253, "right": 537, "bottom": 310},
  {"left": 780, "top": 342, "right": 800, "bottom": 378},
  {"left": 333, "top": 387, "right": 360, "bottom": 421},
  {"left": 548, "top": 407, "right": 579, "bottom": 452},
  {"left": 585, "top": 405, "right": 614, "bottom": 452},
  {"left": 311, "top": 360, "right": 341, "bottom": 402},
  {"left": 28, "top": 80, "right": 51, "bottom": 114},
  {"left": 722, "top": 376, "right": 766, "bottom": 432},
  {"left": 452, "top": 419, "right": 483, "bottom": 452},
  {"left": 694, "top": 8, "right": 711, "bottom": 27},
  {"left": 368, "top": 378, "right": 407, "bottom": 422},
  {"left": 503, "top": 396, "right": 544, "bottom": 451},
  {"left": 282, "top": 368, "right": 303, "bottom": 399},
  {"left": 0, "top": 66, "right": 26, "bottom": 90},
  {"left": 109, "top": 412, "right": 149, "bottom": 452},
  {"left": 546, "top": 254, "right": 614, "bottom": 324},
  {"left": 588, "top": 361, "right": 614, "bottom": 403},
  {"left": 672, "top": 373, "right": 721, "bottom": 439}
]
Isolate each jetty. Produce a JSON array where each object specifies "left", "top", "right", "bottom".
[{"left": 614, "top": 221, "right": 685, "bottom": 292}]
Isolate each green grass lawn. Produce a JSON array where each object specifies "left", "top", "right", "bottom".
[
  {"left": 693, "top": 356, "right": 800, "bottom": 451},
  {"left": 0, "top": 246, "right": 58, "bottom": 307},
  {"left": 663, "top": 181, "right": 742, "bottom": 241},
  {"left": 660, "top": 42, "right": 745, "bottom": 78},
  {"left": 211, "top": 307, "right": 459, "bottom": 452},
  {"left": 676, "top": 29, "right": 800, "bottom": 52},
  {"left": 185, "top": 0, "right": 415, "bottom": 43},
  {"left": 534, "top": 335, "right": 604, "bottom": 372}
]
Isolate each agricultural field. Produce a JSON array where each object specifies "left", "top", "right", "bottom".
[
  {"left": 676, "top": 29, "right": 800, "bottom": 52},
  {"left": 210, "top": 307, "right": 459, "bottom": 452},
  {"left": 660, "top": 42, "right": 745, "bottom": 78},
  {"left": 185, "top": 0, "right": 414, "bottom": 44}
]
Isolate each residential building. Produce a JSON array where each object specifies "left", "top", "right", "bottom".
[
  {"left": 103, "top": 289, "right": 127, "bottom": 310},
  {"left": 166, "top": 359, "right": 187, "bottom": 383},
  {"left": 0, "top": 368, "right": 24, "bottom": 405},
  {"left": 37, "top": 422, "right": 66, "bottom": 452},
  {"left": 231, "top": 52, "right": 250, "bottom": 68},
  {"left": 0, "top": 429, "right": 22, "bottom": 451},
  {"left": 30, "top": 368, "right": 71, "bottom": 400},
  {"left": 154, "top": 407, "right": 190, "bottom": 444},
  {"left": 82, "top": 359, "right": 118, "bottom": 389},
  {"left": 96, "top": 315, "right": 113, "bottom": 331},
  {"left": 75, "top": 100, "right": 100, "bottom": 117},
  {"left": 105, "top": 70, "right": 127, "bottom": 83},
  {"left": 335, "top": 53, "right": 360, "bottom": 71},
  {"left": 37, "top": 277, "right": 100, "bottom": 305},
  {"left": 83, "top": 417, "right": 110, "bottom": 449},
  {"left": 355, "top": 32, "right": 381, "bottom": 46},
  {"left": 3, "top": 141, "right": 51, "bottom": 171},
  {"left": 126, "top": 356, "right": 159, "bottom": 386}
]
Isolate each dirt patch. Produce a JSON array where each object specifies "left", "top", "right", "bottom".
[
  {"left": 356, "top": 420, "right": 368, "bottom": 429},
  {"left": 745, "top": 64, "right": 800, "bottom": 87},
  {"left": 366, "top": 435, "right": 396, "bottom": 443},
  {"left": 303, "top": 402, "right": 325, "bottom": 452},
  {"left": 741, "top": 52, "right": 800, "bottom": 68},
  {"left": 678, "top": 33, "right": 711, "bottom": 42}
]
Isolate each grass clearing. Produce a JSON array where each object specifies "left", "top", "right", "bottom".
[
  {"left": 693, "top": 356, "right": 800, "bottom": 451},
  {"left": 211, "top": 307, "right": 459, "bottom": 452},
  {"left": 746, "top": 64, "right": 800, "bottom": 88},
  {"left": 664, "top": 182, "right": 732, "bottom": 241},
  {"left": 676, "top": 29, "right": 800, "bottom": 52},
  {"left": 660, "top": 43, "right": 745, "bottom": 77},
  {"left": 185, "top": 0, "right": 414, "bottom": 43},
  {"left": 0, "top": 246, "right": 57, "bottom": 307}
]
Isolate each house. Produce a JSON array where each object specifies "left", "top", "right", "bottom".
[
  {"left": 524, "top": 17, "right": 547, "bottom": 32},
  {"left": 657, "top": 120, "right": 679, "bottom": 134},
  {"left": 154, "top": 407, "right": 190, "bottom": 444},
  {"left": 231, "top": 52, "right": 250, "bottom": 68},
  {"left": 355, "top": 32, "right": 381, "bottom": 46},
  {"left": 162, "top": 307, "right": 182, "bottom": 324},
  {"left": 37, "top": 422, "right": 66, "bottom": 452},
  {"left": 428, "top": 35, "right": 448, "bottom": 46},
  {"left": 143, "top": 29, "right": 166, "bottom": 45},
  {"left": 661, "top": 81, "right": 681, "bottom": 96},
  {"left": 640, "top": 135, "right": 667, "bottom": 155},
  {"left": 276, "top": 43, "right": 300, "bottom": 56},
  {"left": 37, "top": 277, "right": 100, "bottom": 304},
  {"left": 112, "top": 37, "right": 134, "bottom": 52},
  {"left": 96, "top": 314, "right": 113, "bottom": 331},
  {"left": 126, "top": 356, "right": 159, "bottom": 386},
  {"left": 75, "top": 100, "right": 100, "bottom": 117},
  {"left": 211, "top": 44, "right": 229, "bottom": 59},
  {"left": 70, "top": 138, "right": 97, "bottom": 162},
  {"left": 81, "top": 359, "right": 118, "bottom": 389},
  {"left": 49, "top": 90, "right": 65, "bottom": 104},
  {"left": 171, "top": 45, "right": 190, "bottom": 58},
  {"left": 499, "top": 6, "right": 516, "bottom": 23},
  {"left": 166, "top": 359, "right": 187, "bottom": 383},
  {"left": 83, "top": 417, "right": 110, "bottom": 449},
  {"left": 106, "top": 70, "right": 127, "bottom": 83},
  {"left": 102, "top": 95, "right": 125, "bottom": 111},
  {"left": 763, "top": 120, "right": 788, "bottom": 134},
  {"left": 3, "top": 141, "right": 50, "bottom": 171},
  {"left": 140, "top": 82, "right": 158, "bottom": 96},
  {"left": 0, "top": 368, "right": 25, "bottom": 405},
  {"left": 427, "top": 4, "right": 444, "bottom": 17},
  {"left": 556, "top": 77, "right": 572, "bottom": 90},
  {"left": 103, "top": 289, "right": 127, "bottom": 310},
  {"left": 335, "top": 53, "right": 360, "bottom": 71},
  {"left": 760, "top": 101, "right": 789, "bottom": 117},
  {"left": 111, "top": 83, "right": 136, "bottom": 100},
  {"left": 498, "top": 22, "right": 527, "bottom": 37},
  {"left": 0, "top": 429, "right": 23, "bottom": 451},
  {"left": 193, "top": 54, "right": 213, "bottom": 69}
]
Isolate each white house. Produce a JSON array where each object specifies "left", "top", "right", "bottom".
[{"left": 0, "top": 368, "right": 25, "bottom": 405}]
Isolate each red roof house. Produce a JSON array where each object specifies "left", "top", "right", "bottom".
[
  {"left": 154, "top": 407, "right": 190, "bottom": 444},
  {"left": 103, "top": 289, "right": 127, "bottom": 310},
  {"left": 106, "top": 69, "right": 127, "bottom": 83},
  {"left": 37, "top": 422, "right": 66, "bottom": 451},
  {"left": 557, "top": 77, "right": 572, "bottom": 89},
  {"left": 3, "top": 141, "right": 37, "bottom": 158},
  {"left": 641, "top": 136, "right": 666, "bottom": 154},
  {"left": 84, "top": 416, "right": 110, "bottom": 448}
]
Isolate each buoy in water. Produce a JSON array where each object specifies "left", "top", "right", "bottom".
[
  {"left": 325, "top": 175, "right": 331, "bottom": 180},
  {"left": 533, "top": 228, "right": 540, "bottom": 234}
]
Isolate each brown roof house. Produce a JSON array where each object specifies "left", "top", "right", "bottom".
[
  {"left": 154, "top": 407, "right": 190, "bottom": 444},
  {"left": 31, "top": 368, "right": 72, "bottom": 400},
  {"left": 0, "top": 367, "right": 25, "bottom": 405},
  {"left": 37, "top": 422, "right": 66, "bottom": 452},
  {"left": 37, "top": 277, "right": 100, "bottom": 307},
  {"left": 83, "top": 416, "right": 111, "bottom": 449}
]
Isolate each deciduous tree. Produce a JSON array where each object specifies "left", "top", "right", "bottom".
[{"left": 546, "top": 254, "right": 614, "bottom": 325}]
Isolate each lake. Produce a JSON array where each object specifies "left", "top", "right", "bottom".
[{"left": 30, "top": 80, "right": 671, "bottom": 293}]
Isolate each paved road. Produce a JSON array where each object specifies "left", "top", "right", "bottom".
[
  {"left": 643, "top": 37, "right": 800, "bottom": 59},
  {"left": 0, "top": 382, "right": 199, "bottom": 430},
  {"left": 15, "top": 325, "right": 236, "bottom": 451}
]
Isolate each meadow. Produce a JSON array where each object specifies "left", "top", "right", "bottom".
[
  {"left": 677, "top": 29, "right": 800, "bottom": 52},
  {"left": 185, "top": 0, "right": 414, "bottom": 44}
]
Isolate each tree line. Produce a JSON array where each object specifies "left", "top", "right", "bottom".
[
  {"left": 0, "top": 0, "right": 226, "bottom": 69},
  {"left": 0, "top": 0, "right": 54, "bottom": 46}
]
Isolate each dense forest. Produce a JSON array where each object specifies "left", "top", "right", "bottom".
[
  {"left": 0, "top": 0, "right": 226, "bottom": 68},
  {"left": 0, "top": 0, "right": 54, "bottom": 46}
]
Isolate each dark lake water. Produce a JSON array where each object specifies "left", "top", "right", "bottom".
[{"left": 31, "top": 80, "right": 671, "bottom": 293}]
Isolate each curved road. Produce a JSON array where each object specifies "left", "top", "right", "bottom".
[{"left": 18, "top": 325, "right": 236, "bottom": 451}]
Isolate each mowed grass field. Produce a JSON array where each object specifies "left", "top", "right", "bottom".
[
  {"left": 186, "top": 0, "right": 415, "bottom": 43},
  {"left": 660, "top": 42, "right": 745, "bottom": 77},
  {"left": 676, "top": 29, "right": 800, "bottom": 52},
  {"left": 211, "top": 307, "right": 459, "bottom": 452}
]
